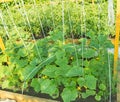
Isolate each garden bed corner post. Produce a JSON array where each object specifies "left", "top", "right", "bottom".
[
  {"left": 0, "top": 36, "right": 5, "bottom": 52},
  {"left": 114, "top": 0, "right": 120, "bottom": 102},
  {"left": 114, "top": 0, "right": 120, "bottom": 77}
]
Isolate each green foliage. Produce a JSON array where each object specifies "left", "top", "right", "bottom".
[
  {"left": 99, "top": 84, "right": 106, "bottom": 91},
  {"left": 0, "top": 33, "right": 115, "bottom": 102},
  {"left": 82, "top": 90, "right": 96, "bottom": 99},
  {"left": 95, "top": 94, "right": 101, "bottom": 101},
  {"left": 0, "top": 0, "right": 115, "bottom": 42},
  {"left": 30, "top": 78, "right": 41, "bottom": 93},
  {"left": 61, "top": 87, "right": 78, "bottom": 102},
  {"left": 66, "top": 66, "right": 84, "bottom": 77}
]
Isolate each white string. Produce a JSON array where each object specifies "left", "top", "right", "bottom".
[
  {"left": 49, "top": 0, "right": 55, "bottom": 29},
  {"left": 97, "top": 0, "right": 102, "bottom": 35},
  {"left": 107, "top": 0, "right": 114, "bottom": 101},
  {"left": 0, "top": 10, "right": 16, "bottom": 51},
  {"left": 108, "top": 0, "right": 114, "bottom": 26},
  {"left": 97, "top": 2, "right": 111, "bottom": 101},
  {"left": 67, "top": 1, "right": 79, "bottom": 66},
  {"left": 81, "top": 0, "right": 86, "bottom": 36},
  {"left": 1, "top": 0, "right": 42, "bottom": 94},
  {"left": 40, "top": 2, "right": 48, "bottom": 25},
  {"left": 14, "top": 0, "right": 45, "bottom": 40},
  {"left": 1, "top": 2, "right": 27, "bottom": 49},
  {"left": 108, "top": 51, "right": 112, "bottom": 102},
  {"left": 0, "top": 10, "right": 10, "bottom": 38},
  {"left": 62, "top": 0, "right": 65, "bottom": 45},
  {"left": 13, "top": 0, "right": 27, "bottom": 27},
  {"left": 81, "top": 0, "right": 86, "bottom": 68},
  {"left": 19, "top": 0, "right": 42, "bottom": 61},
  {"left": 13, "top": 0, "right": 29, "bottom": 41},
  {"left": 16, "top": 0, "right": 43, "bottom": 93},
  {"left": 32, "top": 0, "right": 45, "bottom": 37}
]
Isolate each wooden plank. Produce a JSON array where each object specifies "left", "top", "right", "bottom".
[
  {"left": 0, "top": 90, "right": 59, "bottom": 102},
  {"left": 0, "top": 36, "right": 5, "bottom": 52},
  {"left": 0, "top": 0, "right": 13, "bottom": 3}
]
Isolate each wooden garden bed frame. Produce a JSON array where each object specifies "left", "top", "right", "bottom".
[{"left": 0, "top": 90, "right": 59, "bottom": 102}]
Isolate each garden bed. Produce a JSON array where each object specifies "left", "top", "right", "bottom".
[
  {"left": 0, "top": 87, "right": 117, "bottom": 102},
  {"left": 0, "top": 35, "right": 117, "bottom": 102},
  {"left": 0, "top": 0, "right": 118, "bottom": 102}
]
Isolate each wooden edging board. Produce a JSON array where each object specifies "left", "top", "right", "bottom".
[
  {"left": 0, "top": 0, "right": 13, "bottom": 3},
  {"left": 0, "top": 90, "right": 59, "bottom": 102}
]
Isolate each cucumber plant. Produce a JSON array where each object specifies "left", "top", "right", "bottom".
[{"left": 0, "top": 33, "right": 115, "bottom": 102}]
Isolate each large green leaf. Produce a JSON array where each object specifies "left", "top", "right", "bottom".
[
  {"left": 55, "top": 50, "right": 66, "bottom": 59},
  {"left": 63, "top": 44, "right": 76, "bottom": 55},
  {"left": 17, "top": 48, "right": 28, "bottom": 57},
  {"left": 66, "top": 66, "right": 84, "bottom": 77},
  {"left": 82, "top": 90, "right": 96, "bottom": 99},
  {"left": 85, "top": 75, "right": 97, "bottom": 90},
  {"left": 77, "top": 75, "right": 97, "bottom": 90},
  {"left": 30, "top": 78, "right": 42, "bottom": 93},
  {"left": 55, "top": 57, "right": 68, "bottom": 67},
  {"left": 77, "top": 77, "right": 85, "bottom": 87},
  {"left": 99, "top": 83, "right": 106, "bottom": 91},
  {"left": 97, "top": 35, "right": 107, "bottom": 44},
  {"left": 97, "top": 35, "right": 114, "bottom": 48},
  {"left": 21, "top": 65, "right": 36, "bottom": 80},
  {"left": 30, "top": 57, "right": 40, "bottom": 66},
  {"left": 61, "top": 87, "right": 78, "bottom": 102},
  {"left": 95, "top": 94, "right": 101, "bottom": 101},
  {"left": 55, "top": 65, "right": 71, "bottom": 76},
  {"left": 104, "top": 40, "right": 114, "bottom": 48},
  {"left": 82, "top": 48, "right": 97, "bottom": 58},
  {"left": 42, "top": 65, "right": 57, "bottom": 78},
  {"left": 89, "top": 38, "right": 99, "bottom": 49},
  {"left": 40, "top": 79, "right": 59, "bottom": 98},
  {"left": 16, "top": 59, "right": 28, "bottom": 68}
]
